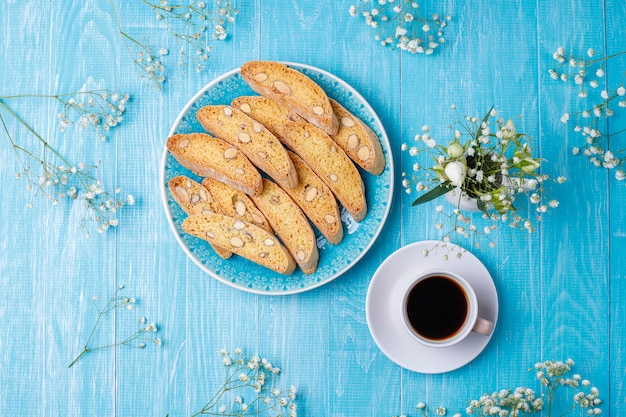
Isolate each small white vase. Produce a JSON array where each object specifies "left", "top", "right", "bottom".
[
  {"left": 444, "top": 188, "right": 481, "bottom": 212},
  {"left": 444, "top": 177, "right": 534, "bottom": 213}
]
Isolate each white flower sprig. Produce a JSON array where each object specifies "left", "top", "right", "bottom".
[
  {"left": 349, "top": 1, "right": 450, "bottom": 55},
  {"left": 110, "top": 0, "right": 238, "bottom": 90},
  {"left": 396, "top": 359, "right": 601, "bottom": 417},
  {"left": 402, "top": 106, "right": 565, "bottom": 253},
  {"left": 0, "top": 89, "right": 134, "bottom": 237},
  {"left": 550, "top": 46, "right": 626, "bottom": 181},
  {"left": 190, "top": 348, "right": 297, "bottom": 417},
  {"left": 68, "top": 284, "right": 161, "bottom": 368}
]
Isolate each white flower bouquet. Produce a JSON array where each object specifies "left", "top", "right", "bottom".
[{"left": 402, "top": 106, "right": 565, "bottom": 250}]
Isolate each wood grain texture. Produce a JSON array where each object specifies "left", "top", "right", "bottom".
[
  {"left": 536, "top": 2, "right": 611, "bottom": 414},
  {"left": 0, "top": 0, "right": 623, "bottom": 415},
  {"left": 606, "top": 0, "right": 626, "bottom": 413}
]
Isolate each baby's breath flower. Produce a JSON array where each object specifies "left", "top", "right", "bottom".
[
  {"left": 112, "top": 0, "right": 238, "bottom": 89},
  {"left": 350, "top": 1, "right": 449, "bottom": 55},
  {"left": 192, "top": 349, "right": 296, "bottom": 416},
  {"left": 1, "top": 88, "right": 133, "bottom": 237},
  {"left": 68, "top": 285, "right": 161, "bottom": 368},
  {"left": 551, "top": 45, "right": 626, "bottom": 174}
]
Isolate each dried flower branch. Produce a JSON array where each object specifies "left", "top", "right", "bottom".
[
  {"left": 395, "top": 359, "right": 602, "bottom": 417},
  {"left": 190, "top": 348, "right": 297, "bottom": 417},
  {"left": 110, "top": 0, "right": 238, "bottom": 90},
  {"left": 0, "top": 89, "right": 134, "bottom": 237},
  {"left": 69, "top": 284, "right": 161, "bottom": 368},
  {"left": 550, "top": 46, "right": 626, "bottom": 181},
  {"left": 349, "top": 0, "right": 450, "bottom": 55}
]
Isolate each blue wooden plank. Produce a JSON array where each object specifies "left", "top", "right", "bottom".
[
  {"left": 1, "top": 1, "right": 119, "bottom": 417},
  {"left": 537, "top": 0, "right": 610, "bottom": 414},
  {"left": 606, "top": 0, "right": 626, "bottom": 414}
]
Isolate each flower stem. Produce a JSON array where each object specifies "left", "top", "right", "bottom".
[
  {"left": 68, "top": 347, "right": 89, "bottom": 368},
  {"left": 587, "top": 50, "right": 626, "bottom": 65},
  {"left": 0, "top": 99, "right": 70, "bottom": 166}
]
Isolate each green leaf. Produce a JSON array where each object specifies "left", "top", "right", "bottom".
[
  {"left": 477, "top": 198, "right": 488, "bottom": 214},
  {"left": 411, "top": 183, "right": 453, "bottom": 206}
]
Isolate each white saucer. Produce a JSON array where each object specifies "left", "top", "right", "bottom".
[{"left": 366, "top": 240, "right": 498, "bottom": 374}]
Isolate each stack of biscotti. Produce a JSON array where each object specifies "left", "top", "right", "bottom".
[
  {"left": 169, "top": 173, "right": 297, "bottom": 275},
  {"left": 167, "top": 60, "right": 386, "bottom": 276},
  {"left": 177, "top": 176, "right": 319, "bottom": 274},
  {"left": 231, "top": 93, "right": 369, "bottom": 222}
]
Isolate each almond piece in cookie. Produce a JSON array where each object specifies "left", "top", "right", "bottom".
[
  {"left": 329, "top": 99, "right": 386, "bottom": 175},
  {"left": 182, "top": 213, "right": 296, "bottom": 275},
  {"left": 196, "top": 105, "right": 298, "bottom": 189},
  {"left": 251, "top": 179, "right": 319, "bottom": 274},
  {"left": 240, "top": 60, "right": 339, "bottom": 135},
  {"left": 166, "top": 133, "right": 263, "bottom": 196}
]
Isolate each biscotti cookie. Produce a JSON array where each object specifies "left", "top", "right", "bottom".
[
  {"left": 251, "top": 179, "right": 319, "bottom": 274},
  {"left": 182, "top": 213, "right": 296, "bottom": 275},
  {"left": 196, "top": 105, "right": 298, "bottom": 189},
  {"left": 240, "top": 60, "right": 339, "bottom": 135},
  {"left": 168, "top": 175, "right": 232, "bottom": 259},
  {"left": 283, "top": 122, "right": 367, "bottom": 222},
  {"left": 280, "top": 151, "right": 343, "bottom": 245},
  {"left": 231, "top": 95, "right": 303, "bottom": 140},
  {"left": 329, "top": 99, "right": 386, "bottom": 175},
  {"left": 202, "top": 177, "right": 273, "bottom": 235},
  {"left": 166, "top": 133, "right": 263, "bottom": 196}
]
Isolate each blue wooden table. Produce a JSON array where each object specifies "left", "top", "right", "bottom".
[{"left": 1, "top": 0, "right": 625, "bottom": 415}]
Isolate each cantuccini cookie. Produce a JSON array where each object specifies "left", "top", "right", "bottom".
[
  {"left": 251, "top": 179, "right": 319, "bottom": 274},
  {"left": 280, "top": 151, "right": 343, "bottom": 245},
  {"left": 168, "top": 175, "right": 232, "bottom": 259},
  {"left": 283, "top": 122, "right": 367, "bottom": 222},
  {"left": 240, "top": 60, "right": 339, "bottom": 135},
  {"left": 329, "top": 99, "right": 386, "bottom": 175},
  {"left": 196, "top": 105, "right": 298, "bottom": 189},
  {"left": 166, "top": 132, "right": 263, "bottom": 196},
  {"left": 182, "top": 213, "right": 296, "bottom": 275},
  {"left": 202, "top": 177, "right": 273, "bottom": 234}
]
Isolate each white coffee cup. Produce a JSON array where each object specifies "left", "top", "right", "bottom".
[{"left": 401, "top": 269, "right": 493, "bottom": 348}]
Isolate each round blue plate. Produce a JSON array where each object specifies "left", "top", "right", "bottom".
[{"left": 160, "top": 63, "right": 394, "bottom": 295}]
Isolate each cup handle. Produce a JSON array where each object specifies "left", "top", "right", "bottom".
[{"left": 472, "top": 317, "right": 493, "bottom": 336}]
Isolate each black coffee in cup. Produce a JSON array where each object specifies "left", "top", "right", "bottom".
[{"left": 405, "top": 275, "right": 469, "bottom": 341}]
